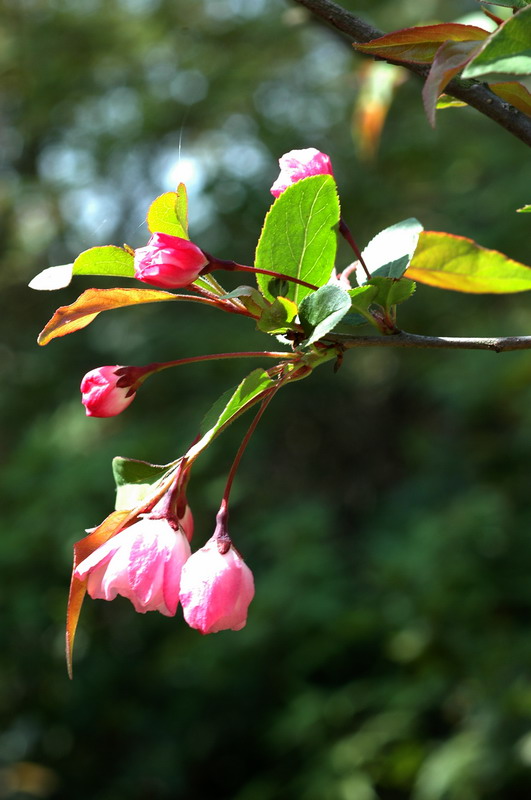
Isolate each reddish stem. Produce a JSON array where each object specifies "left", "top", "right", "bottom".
[
  {"left": 338, "top": 218, "right": 371, "bottom": 281},
  {"left": 206, "top": 256, "right": 319, "bottom": 292}
]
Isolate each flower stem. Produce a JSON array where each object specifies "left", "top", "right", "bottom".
[
  {"left": 338, "top": 218, "right": 371, "bottom": 281},
  {"left": 206, "top": 256, "right": 319, "bottom": 292}
]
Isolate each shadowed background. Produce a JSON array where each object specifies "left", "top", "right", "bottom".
[{"left": 2, "top": 1, "right": 531, "bottom": 798}]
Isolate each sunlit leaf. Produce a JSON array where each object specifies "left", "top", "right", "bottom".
[
  {"left": 255, "top": 174, "right": 340, "bottom": 304},
  {"left": 37, "top": 287, "right": 177, "bottom": 345},
  {"left": 299, "top": 285, "right": 352, "bottom": 346},
  {"left": 478, "top": 0, "right": 530, "bottom": 8},
  {"left": 353, "top": 62, "right": 406, "bottom": 161},
  {"left": 406, "top": 231, "right": 531, "bottom": 292},
  {"left": 147, "top": 184, "right": 189, "bottom": 238},
  {"left": 463, "top": 7, "right": 531, "bottom": 79},
  {"left": 361, "top": 218, "right": 424, "bottom": 281},
  {"left": 353, "top": 24, "right": 489, "bottom": 65},
  {"left": 517, "top": 204, "right": 531, "bottom": 212},
  {"left": 423, "top": 40, "right": 484, "bottom": 125},
  {"left": 489, "top": 80, "right": 531, "bottom": 112},
  {"left": 367, "top": 276, "right": 416, "bottom": 310},
  {"left": 29, "top": 245, "right": 135, "bottom": 291},
  {"left": 436, "top": 95, "right": 468, "bottom": 109}
]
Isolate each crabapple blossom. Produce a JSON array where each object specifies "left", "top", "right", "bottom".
[
  {"left": 80, "top": 365, "right": 136, "bottom": 418},
  {"left": 179, "top": 536, "right": 254, "bottom": 633},
  {"left": 75, "top": 516, "right": 191, "bottom": 616},
  {"left": 270, "top": 147, "right": 334, "bottom": 197},
  {"left": 134, "top": 232, "right": 209, "bottom": 288}
]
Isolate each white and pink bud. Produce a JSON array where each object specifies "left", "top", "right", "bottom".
[
  {"left": 270, "top": 148, "right": 334, "bottom": 197},
  {"left": 134, "top": 232, "right": 209, "bottom": 289},
  {"left": 75, "top": 516, "right": 191, "bottom": 616},
  {"left": 80, "top": 365, "right": 136, "bottom": 418},
  {"left": 179, "top": 536, "right": 254, "bottom": 634}
]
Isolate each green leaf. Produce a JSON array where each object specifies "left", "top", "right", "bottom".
[
  {"left": 353, "top": 23, "right": 489, "bottom": 64},
  {"left": 489, "top": 80, "right": 531, "bottom": 112},
  {"left": 257, "top": 296, "right": 298, "bottom": 334},
  {"left": 29, "top": 245, "right": 135, "bottom": 291},
  {"left": 463, "top": 7, "right": 531, "bottom": 79},
  {"left": 361, "top": 218, "right": 424, "bottom": 280},
  {"left": 436, "top": 95, "right": 468, "bottom": 109},
  {"left": 221, "top": 285, "right": 269, "bottom": 315},
  {"left": 405, "top": 231, "right": 531, "bottom": 292},
  {"left": 367, "top": 276, "right": 416, "bottom": 310},
  {"left": 198, "top": 369, "right": 275, "bottom": 445},
  {"left": 479, "top": 0, "right": 530, "bottom": 9},
  {"left": 255, "top": 174, "right": 340, "bottom": 304},
  {"left": 517, "top": 204, "right": 531, "bottom": 212},
  {"left": 37, "top": 287, "right": 178, "bottom": 345},
  {"left": 299, "top": 285, "right": 352, "bottom": 346},
  {"left": 147, "top": 184, "right": 189, "bottom": 238},
  {"left": 112, "top": 457, "right": 175, "bottom": 511},
  {"left": 348, "top": 284, "right": 379, "bottom": 312}
]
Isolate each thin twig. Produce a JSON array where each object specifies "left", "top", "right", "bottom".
[
  {"left": 293, "top": 0, "right": 531, "bottom": 148},
  {"left": 327, "top": 330, "right": 531, "bottom": 353}
]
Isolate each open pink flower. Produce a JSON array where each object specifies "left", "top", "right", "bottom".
[
  {"left": 75, "top": 516, "right": 191, "bottom": 616},
  {"left": 179, "top": 537, "right": 254, "bottom": 633},
  {"left": 134, "top": 232, "right": 209, "bottom": 288},
  {"left": 270, "top": 148, "right": 334, "bottom": 197},
  {"left": 80, "top": 365, "right": 136, "bottom": 418}
]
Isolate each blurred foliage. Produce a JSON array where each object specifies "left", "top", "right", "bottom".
[{"left": 2, "top": 0, "right": 531, "bottom": 798}]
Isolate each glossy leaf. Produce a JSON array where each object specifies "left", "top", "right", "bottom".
[
  {"left": 489, "top": 80, "right": 531, "bottom": 112},
  {"left": 517, "top": 204, "right": 531, "bottom": 212},
  {"left": 29, "top": 246, "right": 135, "bottom": 291},
  {"left": 255, "top": 174, "right": 340, "bottom": 304},
  {"left": 348, "top": 284, "right": 379, "bottom": 313},
  {"left": 478, "top": 0, "right": 530, "bottom": 8},
  {"left": 257, "top": 296, "right": 298, "bottom": 334},
  {"left": 406, "top": 231, "right": 531, "bottom": 292},
  {"left": 147, "top": 184, "right": 189, "bottom": 238},
  {"left": 299, "top": 285, "right": 352, "bottom": 346},
  {"left": 221, "top": 286, "right": 269, "bottom": 315},
  {"left": 361, "top": 218, "right": 424, "bottom": 281},
  {"left": 423, "top": 40, "right": 484, "bottom": 125},
  {"left": 113, "top": 457, "right": 177, "bottom": 511},
  {"left": 37, "top": 287, "right": 177, "bottom": 345},
  {"left": 367, "top": 276, "right": 416, "bottom": 310},
  {"left": 436, "top": 95, "right": 468, "bottom": 109},
  {"left": 463, "top": 7, "right": 531, "bottom": 79},
  {"left": 353, "top": 24, "right": 489, "bottom": 65}
]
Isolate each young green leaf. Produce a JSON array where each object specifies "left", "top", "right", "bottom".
[
  {"left": 361, "top": 218, "right": 424, "bottom": 280},
  {"left": 299, "top": 284, "right": 352, "bottom": 346},
  {"left": 257, "top": 297, "right": 298, "bottom": 334},
  {"left": 29, "top": 245, "right": 135, "bottom": 291},
  {"left": 478, "top": 0, "right": 530, "bottom": 9},
  {"left": 462, "top": 7, "right": 531, "bottom": 80},
  {"left": 112, "top": 457, "right": 176, "bottom": 511},
  {"left": 348, "top": 284, "right": 379, "bottom": 312},
  {"left": 37, "top": 287, "right": 178, "bottom": 345},
  {"left": 367, "top": 276, "right": 416, "bottom": 310},
  {"left": 517, "top": 204, "right": 531, "bottom": 212},
  {"left": 353, "top": 24, "right": 489, "bottom": 64},
  {"left": 435, "top": 95, "right": 468, "bottom": 109},
  {"left": 255, "top": 174, "right": 340, "bottom": 304},
  {"left": 406, "top": 231, "right": 531, "bottom": 292},
  {"left": 147, "top": 184, "right": 189, "bottom": 238}
]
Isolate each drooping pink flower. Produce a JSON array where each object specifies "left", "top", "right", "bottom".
[
  {"left": 270, "top": 148, "right": 334, "bottom": 197},
  {"left": 134, "top": 232, "right": 209, "bottom": 289},
  {"left": 179, "top": 504, "right": 194, "bottom": 543},
  {"left": 179, "top": 537, "right": 255, "bottom": 634},
  {"left": 80, "top": 365, "right": 136, "bottom": 418},
  {"left": 75, "top": 516, "right": 191, "bottom": 616}
]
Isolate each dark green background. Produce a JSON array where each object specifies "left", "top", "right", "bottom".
[{"left": 2, "top": 1, "right": 531, "bottom": 797}]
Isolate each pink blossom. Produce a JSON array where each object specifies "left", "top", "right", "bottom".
[
  {"left": 270, "top": 148, "right": 334, "bottom": 197},
  {"left": 80, "top": 365, "right": 135, "bottom": 418},
  {"left": 75, "top": 516, "right": 191, "bottom": 616},
  {"left": 179, "top": 504, "right": 194, "bottom": 543},
  {"left": 134, "top": 232, "right": 209, "bottom": 288},
  {"left": 179, "top": 537, "right": 255, "bottom": 633}
]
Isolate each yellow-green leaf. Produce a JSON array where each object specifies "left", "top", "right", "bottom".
[
  {"left": 405, "top": 231, "right": 531, "bottom": 293},
  {"left": 147, "top": 184, "right": 189, "bottom": 238}
]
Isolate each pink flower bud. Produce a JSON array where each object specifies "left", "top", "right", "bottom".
[
  {"left": 80, "top": 365, "right": 136, "bottom": 418},
  {"left": 179, "top": 537, "right": 254, "bottom": 634},
  {"left": 134, "top": 232, "right": 209, "bottom": 288},
  {"left": 75, "top": 516, "right": 191, "bottom": 616},
  {"left": 270, "top": 148, "right": 334, "bottom": 197}
]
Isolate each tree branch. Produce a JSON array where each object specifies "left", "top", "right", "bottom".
[
  {"left": 327, "top": 330, "right": 531, "bottom": 353},
  {"left": 293, "top": 0, "right": 531, "bottom": 148}
]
